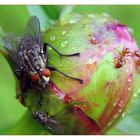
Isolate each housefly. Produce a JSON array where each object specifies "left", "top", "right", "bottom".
[
  {"left": 33, "top": 111, "right": 64, "bottom": 134},
  {"left": 2, "top": 16, "right": 83, "bottom": 134}
]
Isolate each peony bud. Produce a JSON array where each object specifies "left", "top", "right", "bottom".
[{"left": 18, "top": 13, "right": 140, "bottom": 134}]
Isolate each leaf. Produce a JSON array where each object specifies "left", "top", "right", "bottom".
[
  {"left": 41, "top": 5, "right": 62, "bottom": 20},
  {"left": 0, "top": 5, "right": 53, "bottom": 133}
]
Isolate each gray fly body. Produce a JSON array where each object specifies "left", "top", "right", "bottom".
[{"left": 3, "top": 16, "right": 83, "bottom": 134}]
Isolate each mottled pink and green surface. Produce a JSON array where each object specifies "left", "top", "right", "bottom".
[{"left": 19, "top": 13, "right": 140, "bottom": 134}]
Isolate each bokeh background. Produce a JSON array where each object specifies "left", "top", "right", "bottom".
[{"left": 0, "top": 5, "right": 140, "bottom": 135}]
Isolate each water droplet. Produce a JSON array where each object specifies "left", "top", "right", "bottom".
[
  {"left": 128, "top": 28, "right": 134, "bottom": 34},
  {"left": 119, "top": 109, "right": 122, "bottom": 113},
  {"left": 111, "top": 36, "right": 115, "bottom": 41},
  {"left": 69, "top": 14, "right": 82, "bottom": 24},
  {"left": 48, "top": 47, "right": 52, "bottom": 50},
  {"left": 128, "top": 79, "right": 132, "bottom": 82},
  {"left": 62, "top": 30, "right": 68, "bottom": 35},
  {"left": 18, "top": 36, "right": 21, "bottom": 41},
  {"left": 119, "top": 100, "right": 124, "bottom": 107},
  {"left": 67, "top": 61, "right": 70, "bottom": 64},
  {"left": 134, "top": 93, "right": 137, "bottom": 97},
  {"left": 50, "top": 36, "right": 56, "bottom": 41},
  {"left": 88, "top": 14, "right": 95, "bottom": 18},
  {"left": 108, "top": 121, "right": 113, "bottom": 126},
  {"left": 122, "top": 112, "right": 126, "bottom": 117},
  {"left": 64, "top": 95, "right": 73, "bottom": 104},
  {"left": 114, "top": 114, "right": 119, "bottom": 119},
  {"left": 113, "top": 103, "right": 117, "bottom": 106},
  {"left": 126, "top": 69, "right": 129, "bottom": 73},
  {"left": 102, "top": 13, "right": 110, "bottom": 17},
  {"left": 87, "top": 57, "right": 94, "bottom": 64},
  {"left": 83, "top": 104, "right": 88, "bottom": 108},
  {"left": 61, "top": 40, "right": 69, "bottom": 48},
  {"left": 134, "top": 89, "right": 140, "bottom": 97},
  {"left": 69, "top": 18, "right": 79, "bottom": 24},
  {"left": 84, "top": 24, "right": 90, "bottom": 33},
  {"left": 128, "top": 88, "right": 131, "bottom": 91}
]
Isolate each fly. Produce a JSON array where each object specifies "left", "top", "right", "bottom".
[{"left": 2, "top": 16, "right": 83, "bottom": 133}]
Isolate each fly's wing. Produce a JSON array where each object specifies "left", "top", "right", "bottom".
[
  {"left": 23, "top": 16, "right": 43, "bottom": 50},
  {"left": 45, "top": 117, "right": 64, "bottom": 135},
  {"left": 3, "top": 33, "right": 21, "bottom": 66}
]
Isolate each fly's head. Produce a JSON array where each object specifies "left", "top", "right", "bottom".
[
  {"left": 21, "top": 48, "right": 51, "bottom": 88},
  {"left": 31, "top": 68, "right": 51, "bottom": 87}
]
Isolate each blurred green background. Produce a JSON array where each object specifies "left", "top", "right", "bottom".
[{"left": 0, "top": 5, "right": 140, "bottom": 135}]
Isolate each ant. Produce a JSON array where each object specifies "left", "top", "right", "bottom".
[
  {"left": 134, "top": 50, "right": 140, "bottom": 67},
  {"left": 114, "top": 48, "right": 130, "bottom": 68}
]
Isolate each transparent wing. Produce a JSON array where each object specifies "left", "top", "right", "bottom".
[
  {"left": 24, "top": 16, "right": 43, "bottom": 47},
  {"left": 3, "top": 33, "right": 21, "bottom": 66}
]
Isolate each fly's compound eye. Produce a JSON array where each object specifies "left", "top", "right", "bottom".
[
  {"left": 32, "top": 73, "right": 40, "bottom": 81},
  {"left": 41, "top": 69, "right": 51, "bottom": 77}
]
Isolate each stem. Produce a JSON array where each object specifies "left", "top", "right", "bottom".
[{"left": 2, "top": 111, "right": 50, "bottom": 135}]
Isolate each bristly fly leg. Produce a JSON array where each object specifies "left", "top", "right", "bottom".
[
  {"left": 44, "top": 43, "right": 80, "bottom": 57},
  {"left": 47, "top": 66, "right": 83, "bottom": 84},
  {"left": 14, "top": 68, "right": 23, "bottom": 79},
  {"left": 14, "top": 68, "right": 26, "bottom": 105}
]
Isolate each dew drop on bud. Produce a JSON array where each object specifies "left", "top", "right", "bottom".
[
  {"left": 119, "top": 109, "right": 122, "bottom": 113},
  {"left": 62, "top": 30, "right": 68, "bottom": 35},
  {"left": 128, "top": 88, "right": 131, "bottom": 91},
  {"left": 64, "top": 95, "right": 73, "bottom": 104},
  {"left": 134, "top": 89, "right": 140, "bottom": 97},
  {"left": 50, "top": 36, "right": 56, "bottom": 41},
  {"left": 128, "top": 79, "right": 132, "bottom": 83},
  {"left": 126, "top": 69, "right": 129, "bottom": 73},
  {"left": 114, "top": 114, "right": 119, "bottom": 119},
  {"left": 86, "top": 57, "right": 94, "bottom": 64},
  {"left": 84, "top": 24, "right": 90, "bottom": 33},
  {"left": 113, "top": 102, "right": 117, "bottom": 107},
  {"left": 118, "top": 100, "right": 124, "bottom": 107},
  {"left": 88, "top": 14, "right": 95, "bottom": 18},
  {"left": 122, "top": 112, "right": 126, "bottom": 117},
  {"left": 69, "top": 18, "right": 78, "bottom": 24},
  {"left": 61, "top": 40, "right": 69, "bottom": 48},
  {"left": 108, "top": 121, "right": 113, "bottom": 126},
  {"left": 102, "top": 13, "right": 110, "bottom": 17}
]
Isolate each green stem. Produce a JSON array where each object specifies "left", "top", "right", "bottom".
[{"left": 2, "top": 111, "right": 50, "bottom": 135}]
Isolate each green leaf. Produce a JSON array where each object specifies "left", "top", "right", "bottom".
[
  {"left": 0, "top": 5, "right": 53, "bottom": 35},
  {"left": 41, "top": 5, "right": 62, "bottom": 20},
  {"left": 0, "top": 5, "right": 53, "bottom": 133},
  {"left": 2, "top": 111, "right": 50, "bottom": 135}
]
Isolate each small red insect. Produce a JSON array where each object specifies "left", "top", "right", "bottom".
[
  {"left": 114, "top": 48, "right": 130, "bottom": 68},
  {"left": 134, "top": 50, "right": 140, "bottom": 67},
  {"left": 90, "top": 36, "right": 98, "bottom": 45}
]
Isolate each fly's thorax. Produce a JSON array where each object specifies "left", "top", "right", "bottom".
[{"left": 20, "top": 48, "right": 46, "bottom": 75}]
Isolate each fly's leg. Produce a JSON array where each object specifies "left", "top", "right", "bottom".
[
  {"left": 35, "top": 86, "right": 43, "bottom": 108},
  {"left": 14, "top": 68, "right": 23, "bottom": 79},
  {"left": 38, "top": 91, "right": 43, "bottom": 107},
  {"left": 44, "top": 43, "right": 80, "bottom": 57},
  {"left": 14, "top": 68, "right": 27, "bottom": 106},
  {"left": 16, "top": 92, "right": 26, "bottom": 106},
  {"left": 47, "top": 66, "right": 83, "bottom": 84}
]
